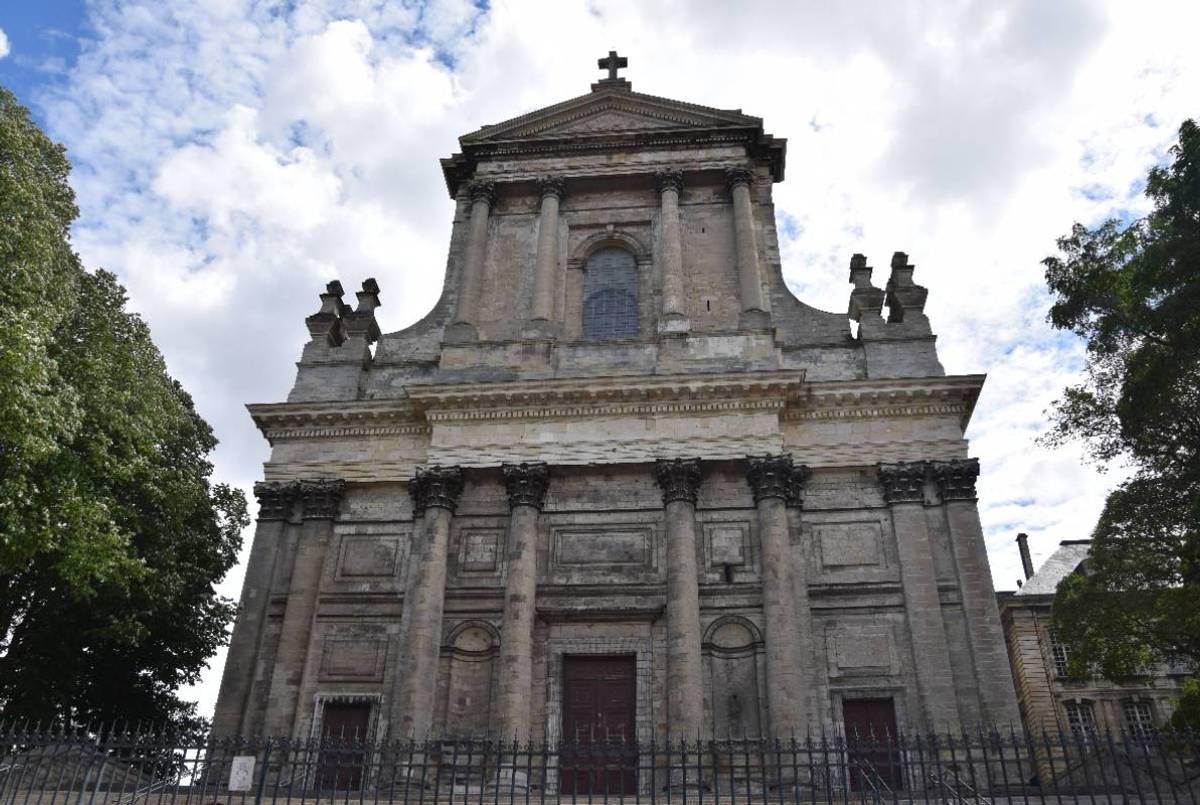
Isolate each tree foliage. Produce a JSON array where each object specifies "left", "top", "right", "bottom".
[
  {"left": 1044, "top": 119, "right": 1200, "bottom": 719},
  {"left": 0, "top": 86, "right": 247, "bottom": 728}
]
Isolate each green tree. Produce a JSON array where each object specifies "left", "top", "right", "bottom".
[
  {"left": 0, "top": 86, "right": 247, "bottom": 728},
  {"left": 1043, "top": 119, "right": 1200, "bottom": 723}
]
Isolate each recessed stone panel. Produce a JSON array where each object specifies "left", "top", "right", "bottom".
[
  {"left": 816, "top": 522, "right": 883, "bottom": 569},
  {"left": 319, "top": 637, "right": 387, "bottom": 681},
  {"left": 459, "top": 529, "right": 502, "bottom": 573},
  {"left": 337, "top": 535, "right": 401, "bottom": 578},
  {"left": 826, "top": 628, "right": 895, "bottom": 677},
  {"left": 554, "top": 527, "right": 650, "bottom": 566},
  {"left": 708, "top": 524, "right": 747, "bottom": 566}
]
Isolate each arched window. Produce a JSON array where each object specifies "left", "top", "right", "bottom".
[{"left": 582, "top": 247, "right": 639, "bottom": 339}]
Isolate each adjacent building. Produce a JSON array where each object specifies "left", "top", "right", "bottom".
[{"left": 212, "top": 55, "right": 1020, "bottom": 758}]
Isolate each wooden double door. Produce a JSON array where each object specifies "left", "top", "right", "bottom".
[
  {"left": 843, "top": 698, "right": 903, "bottom": 790},
  {"left": 561, "top": 655, "right": 638, "bottom": 794}
]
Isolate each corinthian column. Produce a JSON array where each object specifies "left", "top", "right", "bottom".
[
  {"left": 654, "top": 459, "right": 705, "bottom": 739},
  {"left": 527, "top": 178, "right": 564, "bottom": 334},
  {"left": 655, "top": 170, "right": 689, "bottom": 333},
  {"left": 726, "top": 167, "right": 769, "bottom": 325},
  {"left": 932, "top": 459, "right": 1021, "bottom": 725},
  {"left": 877, "top": 461, "right": 961, "bottom": 730},
  {"left": 451, "top": 181, "right": 496, "bottom": 338},
  {"left": 746, "top": 455, "right": 806, "bottom": 737},
  {"left": 394, "top": 466, "right": 464, "bottom": 739},
  {"left": 496, "top": 463, "right": 549, "bottom": 739}
]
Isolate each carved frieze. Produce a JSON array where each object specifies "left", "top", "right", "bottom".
[
  {"left": 409, "top": 466, "right": 465, "bottom": 515},
  {"left": 932, "top": 458, "right": 980, "bottom": 501},
  {"left": 654, "top": 458, "right": 702, "bottom": 505},
  {"left": 298, "top": 479, "right": 346, "bottom": 520},
  {"left": 502, "top": 462, "right": 549, "bottom": 510},
  {"left": 253, "top": 480, "right": 299, "bottom": 520},
  {"left": 747, "top": 454, "right": 794, "bottom": 503},
  {"left": 876, "top": 462, "right": 928, "bottom": 505}
]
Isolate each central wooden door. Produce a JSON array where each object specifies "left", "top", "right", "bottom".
[
  {"left": 561, "top": 655, "right": 637, "bottom": 795},
  {"left": 317, "top": 702, "right": 371, "bottom": 791},
  {"left": 843, "top": 698, "right": 903, "bottom": 791}
]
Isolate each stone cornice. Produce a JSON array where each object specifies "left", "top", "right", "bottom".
[
  {"left": 247, "top": 400, "right": 424, "bottom": 446},
  {"left": 784, "top": 374, "right": 985, "bottom": 429}
]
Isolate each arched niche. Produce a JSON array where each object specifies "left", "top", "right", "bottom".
[
  {"left": 440, "top": 620, "right": 500, "bottom": 737},
  {"left": 564, "top": 230, "right": 654, "bottom": 341},
  {"left": 703, "top": 616, "right": 766, "bottom": 739}
]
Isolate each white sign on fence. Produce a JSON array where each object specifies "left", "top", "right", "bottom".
[{"left": 228, "top": 755, "right": 256, "bottom": 791}]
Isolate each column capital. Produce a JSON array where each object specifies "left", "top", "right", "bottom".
[
  {"left": 654, "top": 458, "right": 702, "bottom": 505},
  {"left": 932, "top": 458, "right": 980, "bottom": 501},
  {"left": 877, "top": 461, "right": 929, "bottom": 505},
  {"left": 725, "top": 166, "right": 754, "bottom": 192},
  {"left": 536, "top": 175, "right": 565, "bottom": 200},
  {"left": 787, "top": 465, "right": 813, "bottom": 509},
  {"left": 654, "top": 169, "right": 684, "bottom": 195},
  {"left": 253, "top": 481, "right": 299, "bottom": 520},
  {"left": 502, "top": 462, "right": 549, "bottom": 510},
  {"left": 298, "top": 479, "right": 346, "bottom": 519},
  {"left": 747, "top": 454, "right": 794, "bottom": 503},
  {"left": 467, "top": 180, "right": 497, "bottom": 206},
  {"left": 409, "top": 466, "right": 465, "bottom": 515}
]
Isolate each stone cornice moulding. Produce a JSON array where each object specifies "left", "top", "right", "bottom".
[
  {"left": 784, "top": 374, "right": 985, "bottom": 429},
  {"left": 248, "top": 400, "right": 424, "bottom": 446}
]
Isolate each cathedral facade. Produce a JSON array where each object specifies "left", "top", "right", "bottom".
[{"left": 213, "top": 57, "right": 1019, "bottom": 745}]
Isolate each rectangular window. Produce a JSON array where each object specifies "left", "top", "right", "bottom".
[
  {"left": 1049, "top": 630, "right": 1070, "bottom": 677},
  {"left": 1064, "top": 700, "right": 1097, "bottom": 738},
  {"left": 1123, "top": 700, "right": 1155, "bottom": 737}
]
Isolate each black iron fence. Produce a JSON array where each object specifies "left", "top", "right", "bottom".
[{"left": 0, "top": 724, "right": 1197, "bottom": 804}]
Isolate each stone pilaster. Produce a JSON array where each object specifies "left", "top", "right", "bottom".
[
  {"left": 393, "top": 466, "right": 464, "bottom": 738},
  {"left": 654, "top": 458, "right": 705, "bottom": 739},
  {"left": 877, "top": 462, "right": 961, "bottom": 730},
  {"left": 655, "top": 170, "right": 689, "bottom": 333},
  {"left": 496, "top": 463, "right": 549, "bottom": 738},
  {"left": 746, "top": 455, "right": 806, "bottom": 737},
  {"left": 213, "top": 481, "right": 298, "bottom": 736},
  {"left": 527, "top": 178, "right": 564, "bottom": 335},
  {"left": 726, "top": 167, "right": 769, "bottom": 325},
  {"left": 450, "top": 181, "right": 496, "bottom": 338},
  {"left": 784, "top": 466, "right": 829, "bottom": 725},
  {"left": 263, "top": 479, "right": 345, "bottom": 739},
  {"left": 932, "top": 459, "right": 1022, "bottom": 725}
]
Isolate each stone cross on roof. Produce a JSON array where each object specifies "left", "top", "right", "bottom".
[{"left": 598, "top": 50, "right": 627, "bottom": 81}]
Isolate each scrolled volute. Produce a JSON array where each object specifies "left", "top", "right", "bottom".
[
  {"left": 746, "top": 454, "right": 794, "bottom": 503},
  {"left": 298, "top": 479, "right": 346, "bottom": 520},
  {"left": 409, "top": 466, "right": 465, "bottom": 516},
  {"left": 932, "top": 458, "right": 980, "bottom": 501},
  {"left": 254, "top": 481, "right": 299, "bottom": 520},
  {"left": 876, "top": 462, "right": 928, "bottom": 505},
  {"left": 654, "top": 458, "right": 702, "bottom": 506},
  {"left": 502, "top": 462, "right": 550, "bottom": 510}
]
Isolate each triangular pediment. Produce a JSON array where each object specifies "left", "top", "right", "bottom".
[{"left": 460, "top": 87, "right": 761, "bottom": 144}]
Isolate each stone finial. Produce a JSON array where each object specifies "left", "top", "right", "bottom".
[
  {"left": 502, "top": 462, "right": 549, "bottom": 510},
  {"left": 409, "top": 466, "right": 465, "bottom": 516},
  {"left": 725, "top": 166, "right": 754, "bottom": 192},
  {"left": 654, "top": 458, "right": 702, "bottom": 505},
  {"left": 343, "top": 278, "right": 382, "bottom": 344},
  {"left": 877, "top": 462, "right": 928, "bottom": 504},
  {"left": 787, "top": 465, "right": 813, "bottom": 509},
  {"left": 253, "top": 481, "right": 299, "bottom": 520},
  {"left": 654, "top": 170, "right": 684, "bottom": 195},
  {"left": 847, "top": 255, "right": 885, "bottom": 323},
  {"left": 932, "top": 458, "right": 980, "bottom": 501},
  {"left": 298, "top": 479, "right": 346, "bottom": 519},
  {"left": 746, "top": 454, "right": 794, "bottom": 503},
  {"left": 537, "top": 176, "right": 565, "bottom": 201},
  {"left": 305, "top": 280, "right": 347, "bottom": 345},
  {"left": 467, "top": 180, "right": 497, "bottom": 207},
  {"left": 885, "top": 251, "right": 929, "bottom": 322}
]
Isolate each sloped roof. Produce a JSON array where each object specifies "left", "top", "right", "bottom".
[
  {"left": 440, "top": 81, "right": 786, "bottom": 196},
  {"left": 1015, "top": 540, "right": 1091, "bottom": 596}
]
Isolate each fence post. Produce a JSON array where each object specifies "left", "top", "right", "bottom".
[{"left": 254, "top": 738, "right": 272, "bottom": 805}]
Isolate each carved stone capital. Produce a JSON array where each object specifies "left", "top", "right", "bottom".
[
  {"left": 654, "top": 170, "right": 684, "bottom": 195},
  {"left": 254, "top": 481, "right": 299, "bottom": 520},
  {"left": 877, "top": 462, "right": 928, "bottom": 505},
  {"left": 725, "top": 167, "right": 754, "bottom": 192},
  {"left": 502, "top": 462, "right": 549, "bottom": 510},
  {"left": 654, "top": 458, "right": 702, "bottom": 506},
  {"left": 746, "top": 454, "right": 794, "bottom": 503},
  {"left": 536, "top": 176, "right": 565, "bottom": 201},
  {"left": 932, "top": 458, "right": 980, "bottom": 501},
  {"left": 409, "top": 466, "right": 465, "bottom": 516},
  {"left": 787, "top": 465, "right": 813, "bottom": 509},
  {"left": 298, "top": 479, "right": 346, "bottom": 519},
  {"left": 467, "top": 180, "right": 497, "bottom": 207}
]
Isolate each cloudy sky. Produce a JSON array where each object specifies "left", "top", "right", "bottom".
[{"left": 3, "top": 0, "right": 1198, "bottom": 719}]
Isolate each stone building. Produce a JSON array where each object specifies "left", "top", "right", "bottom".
[
  {"left": 999, "top": 535, "right": 1186, "bottom": 736},
  {"left": 212, "top": 54, "right": 1019, "bottom": 750}
]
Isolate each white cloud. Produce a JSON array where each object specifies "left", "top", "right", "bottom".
[
  {"left": 34, "top": 0, "right": 1200, "bottom": 720},
  {"left": 0, "top": 28, "right": 10, "bottom": 60}
]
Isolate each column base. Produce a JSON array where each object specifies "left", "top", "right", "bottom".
[{"left": 443, "top": 321, "right": 479, "bottom": 343}]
